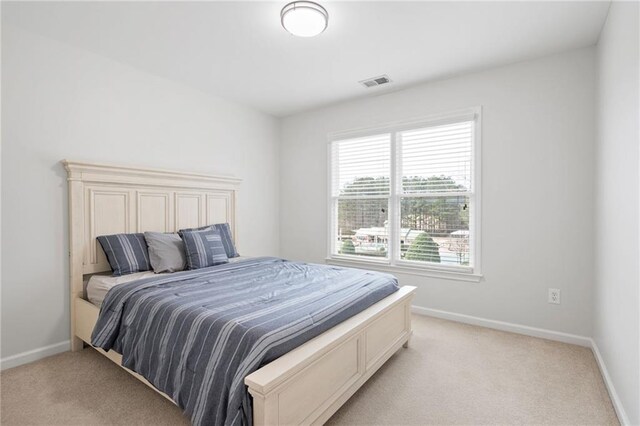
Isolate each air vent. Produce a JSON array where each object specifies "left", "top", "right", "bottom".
[{"left": 359, "top": 75, "right": 392, "bottom": 88}]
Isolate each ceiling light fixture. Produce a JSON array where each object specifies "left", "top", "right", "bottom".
[{"left": 281, "top": 1, "right": 328, "bottom": 37}]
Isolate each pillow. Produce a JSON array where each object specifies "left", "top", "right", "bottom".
[
  {"left": 144, "top": 232, "right": 186, "bottom": 273},
  {"left": 96, "top": 233, "right": 151, "bottom": 276},
  {"left": 212, "top": 223, "right": 239, "bottom": 258},
  {"left": 179, "top": 228, "right": 229, "bottom": 270},
  {"left": 181, "top": 223, "right": 239, "bottom": 258}
]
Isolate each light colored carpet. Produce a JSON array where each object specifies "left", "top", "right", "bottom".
[{"left": 1, "top": 315, "right": 618, "bottom": 425}]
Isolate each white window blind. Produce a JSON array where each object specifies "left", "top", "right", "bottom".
[
  {"left": 329, "top": 112, "right": 479, "bottom": 274},
  {"left": 331, "top": 134, "right": 391, "bottom": 259},
  {"left": 331, "top": 134, "right": 390, "bottom": 197}
]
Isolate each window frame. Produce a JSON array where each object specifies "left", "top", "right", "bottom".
[{"left": 326, "top": 107, "right": 482, "bottom": 282}]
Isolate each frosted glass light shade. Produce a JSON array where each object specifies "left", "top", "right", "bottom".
[{"left": 281, "top": 1, "right": 328, "bottom": 37}]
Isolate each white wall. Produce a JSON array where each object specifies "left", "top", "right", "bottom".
[
  {"left": 594, "top": 2, "right": 640, "bottom": 424},
  {"left": 1, "top": 26, "right": 280, "bottom": 360},
  {"left": 281, "top": 48, "right": 596, "bottom": 338}
]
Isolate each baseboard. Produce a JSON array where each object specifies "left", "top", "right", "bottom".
[
  {"left": 0, "top": 340, "right": 70, "bottom": 371},
  {"left": 590, "top": 339, "right": 630, "bottom": 426},
  {"left": 411, "top": 305, "right": 592, "bottom": 347}
]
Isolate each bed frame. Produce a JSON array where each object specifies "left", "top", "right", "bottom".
[{"left": 64, "top": 160, "right": 416, "bottom": 426}]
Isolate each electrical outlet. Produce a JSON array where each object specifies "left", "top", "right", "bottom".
[{"left": 548, "top": 288, "right": 561, "bottom": 304}]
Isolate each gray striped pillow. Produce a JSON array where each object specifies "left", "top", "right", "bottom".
[
  {"left": 211, "top": 223, "right": 239, "bottom": 258},
  {"left": 179, "top": 228, "right": 229, "bottom": 270},
  {"left": 180, "top": 223, "right": 238, "bottom": 258},
  {"left": 97, "top": 233, "right": 151, "bottom": 276}
]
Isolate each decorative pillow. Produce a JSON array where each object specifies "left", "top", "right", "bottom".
[
  {"left": 180, "top": 223, "right": 239, "bottom": 258},
  {"left": 212, "top": 223, "right": 239, "bottom": 258},
  {"left": 97, "top": 233, "right": 151, "bottom": 276},
  {"left": 178, "top": 228, "right": 229, "bottom": 270},
  {"left": 144, "top": 232, "right": 186, "bottom": 273}
]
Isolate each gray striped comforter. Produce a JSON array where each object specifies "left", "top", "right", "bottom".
[{"left": 91, "top": 257, "right": 398, "bottom": 426}]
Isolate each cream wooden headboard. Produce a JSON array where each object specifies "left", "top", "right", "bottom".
[{"left": 63, "top": 160, "right": 241, "bottom": 348}]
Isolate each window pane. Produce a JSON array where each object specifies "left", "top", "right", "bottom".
[
  {"left": 400, "top": 121, "right": 472, "bottom": 194},
  {"left": 399, "top": 196, "right": 470, "bottom": 266},
  {"left": 336, "top": 198, "right": 389, "bottom": 258},
  {"left": 331, "top": 134, "right": 390, "bottom": 196}
]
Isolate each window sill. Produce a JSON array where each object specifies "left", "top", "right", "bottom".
[{"left": 325, "top": 256, "right": 483, "bottom": 283}]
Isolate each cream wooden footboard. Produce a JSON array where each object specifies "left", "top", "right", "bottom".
[
  {"left": 245, "top": 285, "right": 415, "bottom": 426},
  {"left": 65, "top": 160, "right": 416, "bottom": 426}
]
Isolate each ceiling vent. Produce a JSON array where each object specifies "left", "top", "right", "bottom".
[{"left": 359, "top": 75, "right": 392, "bottom": 88}]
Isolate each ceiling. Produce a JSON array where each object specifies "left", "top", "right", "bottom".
[{"left": 3, "top": 1, "right": 611, "bottom": 117}]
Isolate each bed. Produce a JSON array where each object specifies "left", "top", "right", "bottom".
[{"left": 64, "top": 160, "right": 416, "bottom": 426}]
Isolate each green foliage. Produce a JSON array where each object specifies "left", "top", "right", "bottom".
[
  {"left": 340, "top": 239, "right": 356, "bottom": 255},
  {"left": 340, "top": 176, "right": 390, "bottom": 196},
  {"left": 337, "top": 176, "right": 469, "bottom": 237},
  {"left": 338, "top": 175, "right": 466, "bottom": 197},
  {"left": 402, "top": 175, "right": 465, "bottom": 193},
  {"left": 405, "top": 232, "right": 441, "bottom": 263}
]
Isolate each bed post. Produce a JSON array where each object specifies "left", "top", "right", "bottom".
[
  {"left": 65, "top": 161, "right": 84, "bottom": 352},
  {"left": 403, "top": 298, "right": 412, "bottom": 348}
]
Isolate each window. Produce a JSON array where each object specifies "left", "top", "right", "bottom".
[{"left": 328, "top": 109, "right": 481, "bottom": 279}]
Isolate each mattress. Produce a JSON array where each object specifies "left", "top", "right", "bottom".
[
  {"left": 86, "top": 256, "right": 249, "bottom": 307},
  {"left": 87, "top": 271, "right": 156, "bottom": 307}
]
